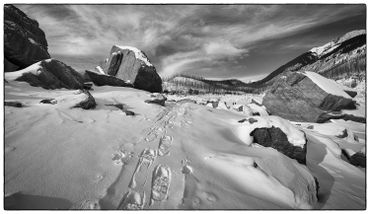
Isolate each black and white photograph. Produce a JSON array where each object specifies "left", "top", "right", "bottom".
[{"left": 2, "top": 1, "right": 367, "bottom": 210}]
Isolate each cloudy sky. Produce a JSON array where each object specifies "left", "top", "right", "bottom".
[{"left": 17, "top": 4, "right": 365, "bottom": 81}]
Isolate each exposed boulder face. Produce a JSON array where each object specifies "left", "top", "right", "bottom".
[
  {"left": 5, "top": 59, "right": 84, "bottom": 90},
  {"left": 85, "top": 70, "right": 133, "bottom": 88},
  {"left": 102, "top": 45, "right": 162, "bottom": 92},
  {"left": 4, "top": 5, "right": 50, "bottom": 72},
  {"left": 251, "top": 127, "right": 307, "bottom": 164},
  {"left": 263, "top": 72, "right": 356, "bottom": 122}
]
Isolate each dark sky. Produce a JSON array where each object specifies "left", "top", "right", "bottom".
[{"left": 17, "top": 4, "right": 366, "bottom": 82}]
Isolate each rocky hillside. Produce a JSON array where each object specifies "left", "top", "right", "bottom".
[
  {"left": 4, "top": 4, "right": 51, "bottom": 72},
  {"left": 248, "top": 30, "right": 366, "bottom": 88},
  {"left": 163, "top": 75, "right": 255, "bottom": 94}
]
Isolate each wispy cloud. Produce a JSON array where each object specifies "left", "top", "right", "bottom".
[{"left": 17, "top": 4, "right": 365, "bottom": 80}]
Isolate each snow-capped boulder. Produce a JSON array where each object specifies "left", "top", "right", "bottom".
[
  {"left": 263, "top": 72, "right": 356, "bottom": 122},
  {"left": 85, "top": 70, "right": 133, "bottom": 88},
  {"left": 4, "top": 5, "right": 50, "bottom": 72},
  {"left": 5, "top": 59, "right": 84, "bottom": 90},
  {"left": 237, "top": 116, "right": 307, "bottom": 164},
  {"left": 251, "top": 127, "right": 307, "bottom": 164},
  {"left": 102, "top": 45, "right": 162, "bottom": 92}
]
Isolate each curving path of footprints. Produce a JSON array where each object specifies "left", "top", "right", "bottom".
[{"left": 104, "top": 103, "right": 192, "bottom": 210}]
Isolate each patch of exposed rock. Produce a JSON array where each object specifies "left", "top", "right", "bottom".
[
  {"left": 5, "top": 59, "right": 84, "bottom": 90},
  {"left": 4, "top": 5, "right": 50, "bottom": 72}
]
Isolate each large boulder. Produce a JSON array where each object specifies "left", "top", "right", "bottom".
[
  {"left": 263, "top": 72, "right": 356, "bottom": 122},
  {"left": 85, "top": 70, "right": 133, "bottom": 88},
  {"left": 101, "top": 45, "right": 162, "bottom": 92},
  {"left": 4, "top": 5, "right": 50, "bottom": 72},
  {"left": 5, "top": 59, "right": 84, "bottom": 90}
]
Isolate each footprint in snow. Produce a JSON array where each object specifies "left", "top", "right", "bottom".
[
  {"left": 151, "top": 164, "right": 171, "bottom": 201},
  {"left": 118, "top": 190, "right": 145, "bottom": 210},
  {"left": 70, "top": 199, "right": 100, "bottom": 210},
  {"left": 158, "top": 135, "right": 173, "bottom": 156}
]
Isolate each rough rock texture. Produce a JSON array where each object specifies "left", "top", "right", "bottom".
[
  {"left": 263, "top": 72, "right": 356, "bottom": 122},
  {"left": 73, "top": 90, "right": 96, "bottom": 110},
  {"left": 5, "top": 59, "right": 84, "bottom": 90},
  {"left": 4, "top": 5, "right": 50, "bottom": 72},
  {"left": 250, "top": 127, "right": 307, "bottom": 164},
  {"left": 103, "top": 45, "right": 162, "bottom": 92},
  {"left": 85, "top": 70, "right": 133, "bottom": 88}
]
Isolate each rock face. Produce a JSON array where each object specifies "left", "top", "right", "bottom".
[
  {"left": 250, "top": 127, "right": 307, "bottom": 164},
  {"left": 4, "top": 5, "right": 50, "bottom": 72},
  {"left": 5, "top": 59, "right": 84, "bottom": 90},
  {"left": 85, "top": 70, "right": 133, "bottom": 88},
  {"left": 102, "top": 45, "right": 162, "bottom": 92},
  {"left": 263, "top": 72, "right": 356, "bottom": 122}
]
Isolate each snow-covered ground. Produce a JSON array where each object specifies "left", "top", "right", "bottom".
[{"left": 4, "top": 82, "right": 366, "bottom": 209}]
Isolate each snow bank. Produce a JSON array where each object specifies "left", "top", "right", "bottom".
[
  {"left": 236, "top": 116, "right": 306, "bottom": 148},
  {"left": 303, "top": 71, "right": 351, "bottom": 99},
  {"left": 115, "top": 45, "right": 153, "bottom": 66}
]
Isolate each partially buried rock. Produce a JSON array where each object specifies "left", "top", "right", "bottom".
[
  {"left": 5, "top": 101, "right": 24, "bottom": 108},
  {"left": 238, "top": 116, "right": 307, "bottom": 164},
  {"left": 73, "top": 90, "right": 96, "bottom": 110},
  {"left": 145, "top": 93, "right": 167, "bottom": 106},
  {"left": 349, "top": 152, "right": 366, "bottom": 168},
  {"left": 251, "top": 127, "right": 307, "bottom": 164},
  {"left": 40, "top": 98, "right": 57, "bottom": 105},
  {"left": 4, "top": 59, "right": 84, "bottom": 90}
]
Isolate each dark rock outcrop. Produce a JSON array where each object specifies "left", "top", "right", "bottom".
[
  {"left": 40, "top": 98, "right": 57, "bottom": 105},
  {"left": 349, "top": 152, "right": 366, "bottom": 168},
  {"left": 101, "top": 45, "right": 162, "bottom": 92},
  {"left": 263, "top": 72, "right": 356, "bottom": 122},
  {"left": 250, "top": 127, "right": 307, "bottom": 164},
  {"left": 85, "top": 70, "right": 133, "bottom": 88},
  {"left": 105, "top": 103, "right": 135, "bottom": 116},
  {"left": 73, "top": 90, "right": 96, "bottom": 110},
  {"left": 5, "top": 59, "right": 84, "bottom": 90},
  {"left": 5, "top": 101, "right": 24, "bottom": 108},
  {"left": 4, "top": 5, "right": 50, "bottom": 72}
]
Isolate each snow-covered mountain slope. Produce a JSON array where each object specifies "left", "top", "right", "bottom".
[
  {"left": 248, "top": 29, "right": 366, "bottom": 88},
  {"left": 4, "top": 83, "right": 365, "bottom": 209}
]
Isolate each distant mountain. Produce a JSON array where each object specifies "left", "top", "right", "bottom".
[
  {"left": 162, "top": 75, "right": 255, "bottom": 94},
  {"left": 247, "top": 29, "right": 366, "bottom": 88}
]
